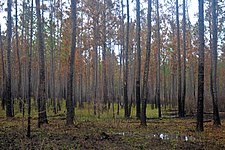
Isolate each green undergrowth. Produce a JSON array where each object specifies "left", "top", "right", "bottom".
[
  {"left": 0, "top": 100, "right": 224, "bottom": 149},
  {"left": 0, "top": 116, "right": 224, "bottom": 149},
  {"left": 0, "top": 99, "right": 160, "bottom": 121}
]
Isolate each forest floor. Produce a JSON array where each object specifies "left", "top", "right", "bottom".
[{"left": 0, "top": 103, "right": 225, "bottom": 149}]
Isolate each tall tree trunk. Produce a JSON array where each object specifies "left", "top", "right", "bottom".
[
  {"left": 135, "top": 0, "right": 141, "bottom": 119},
  {"left": 57, "top": 0, "right": 63, "bottom": 111},
  {"left": 84, "top": 44, "right": 87, "bottom": 104},
  {"left": 118, "top": 45, "right": 122, "bottom": 115},
  {"left": 176, "top": 0, "right": 182, "bottom": 117},
  {"left": 21, "top": 0, "right": 25, "bottom": 110},
  {"left": 15, "top": 0, "right": 22, "bottom": 112},
  {"left": 171, "top": 12, "right": 176, "bottom": 109},
  {"left": 87, "top": 23, "right": 91, "bottom": 108},
  {"left": 141, "top": 0, "right": 152, "bottom": 126},
  {"left": 50, "top": 0, "right": 56, "bottom": 114},
  {"left": 92, "top": 39, "right": 96, "bottom": 115},
  {"left": 211, "top": 0, "right": 221, "bottom": 126},
  {"left": 27, "top": 0, "right": 34, "bottom": 138},
  {"left": 156, "top": 0, "right": 161, "bottom": 118},
  {"left": 111, "top": 46, "right": 115, "bottom": 118},
  {"left": 93, "top": 3, "right": 99, "bottom": 116},
  {"left": 6, "top": 0, "right": 13, "bottom": 117},
  {"left": 196, "top": 0, "right": 205, "bottom": 132},
  {"left": 36, "top": 0, "right": 48, "bottom": 127},
  {"left": 66, "top": 0, "right": 77, "bottom": 125},
  {"left": 124, "top": 0, "right": 129, "bottom": 119},
  {"left": 181, "top": 0, "right": 186, "bottom": 117},
  {"left": 163, "top": 58, "right": 167, "bottom": 109},
  {"left": 128, "top": 42, "right": 135, "bottom": 117},
  {"left": 102, "top": 0, "right": 108, "bottom": 111},
  {"left": 118, "top": 0, "right": 125, "bottom": 115},
  {"left": 79, "top": 7, "right": 84, "bottom": 108},
  {"left": 97, "top": 46, "right": 100, "bottom": 118},
  {"left": 0, "top": 25, "right": 6, "bottom": 110}
]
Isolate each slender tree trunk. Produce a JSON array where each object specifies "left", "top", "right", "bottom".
[
  {"left": 21, "top": 0, "right": 25, "bottom": 110},
  {"left": 163, "top": 59, "right": 167, "bottom": 109},
  {"left": 112, "top": 46, "right": 115, "bottom": 118},
  {"left": 57, "top": 0, "right": 63, "bottom": 111},
  {"left": 79, "top": 8, "right": 84, "bottom": 108},
  {"left": 87, "top": 24, "right": 91, "bottom": 108},
  {"left": 36, "top": 0, "right": 48, "bottom": 127},
  {"left": 97, "top": 47, "right": 100, "bottom": 118},
  {"left": 50, "top": 0, "right": 56, "bottom": 114},
  {"left": 196, "top": 0, "right": 205, "bottom": 132},
  {"left": 118, "top": 0, "right": 125, "bottom": 115},
  {"left": 135, "top": 0, "right": 141, "bottom": 119},
  {"left": 156, "top": 0, "right": 161, "bottom": 118},
  {"left": 15, "top": 0, "right": 22, "bottom": 112},
  {"left": 93, "top": 3, "right": 99, "bottom": 116},
  {"left": 118, "top": 44, "right": 122, "bottom": 115},
  {"left": 84, "top": 46, "right": 87, "bottom": 104},
  {"left": 102, "top": 0, "right": 108, "bottom": 111},
  {"left": 27, "top": 0, "right": 33, "bottom": 138},
  {"left": 171, "top": 12, "right": 176, "bottom": 109},
  {"left": 176, "top": 0, "right": 182, "bottom": 117},
  {"left": 141, "top": 0, "right": 152, "bottom": 126},
  {"left": 124, "top": 0, "right": 129, "bottom": 119},
  {"left": 92, "top": 44, "right": 96, "bottom": 115},
  {"left": 211, "top": 0, "right": 221, "bottom": 126},
  {"left": 66, "top": 0, "right": 77, "bottom": 125},
  {"left": 6, "top": 0, "right": 13, "bottom": 117},
  {"left": 0, "top": 25, "right": 6, "bottom": 110},
  {"left": 128, "top": 43, "right": 135, "bottom": 117},
  {"left": 181, "top": 0, "right": 186, "bottom": 117}
]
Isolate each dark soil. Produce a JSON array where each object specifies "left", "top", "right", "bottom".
[{"left": 0, "top": 117, "right": 225, "bottom": 150}]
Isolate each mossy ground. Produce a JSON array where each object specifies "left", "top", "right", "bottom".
[{"left": 0, "top": 100, "right": 224, "bottom": 149}]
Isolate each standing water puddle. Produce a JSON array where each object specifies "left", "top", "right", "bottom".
[
  {"left": 157, "top": 133, "right": 196, "bottom": 141},
  {"left": 115, "top": 132, "right": 195, "bottom": 141}
]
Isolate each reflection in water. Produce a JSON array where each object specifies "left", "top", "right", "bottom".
[
  {"left": 115, "top": 132, "right": 195, "bottom": 141},
  {"left": 117, "top": 132, "right": 125, "bottom": 136},
  {"left": 157, "top": 133, "right": 195, "bottom": 141}
]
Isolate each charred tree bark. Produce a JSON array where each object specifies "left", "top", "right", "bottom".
[
  {"left": 156, "top": 0, "right": 161, "bottom": 118},
  {"left": 176, "top": 0, "right": 182, "bottom": 117},
  {"left": 36, "top": 0, "right": 48, "bottom": 127},
  {"left": 79, "top": 7, "right": 84, "bottom": 108},
  {"left": 211, "top": 0, "right": 221, "bottom": 126},
  {"left": 181, "top": 0, "right": 186, "bottom": 117},
  {"left": 92, "top": 3, "right": 100, "bottom": 116},
  {"left": 50, "top": 0, "right": 56, "bottom": 114},
  {"left": 57, "top": 0, "right": 63, "bottom": 111},
  {"left": 27, "top": 0, "right": 34, "bottom": 138},
  {"left": 118, "top": 0, "right": 125, "bottom": 116},
  {"left": 66, "top": 0, "right": 77, "bottom": 125},
  {"left": 102, "top": 0, "right": 108, "bottom": 111},
  {"left": 6, "top": 0, "right": 13, "bottom": 117},
  {"left": 15, "top": 0, "right": 22, "bottom": 112},
  {"left": 135, "top": 0, "right": 141, "bottom": 119},
  {"left": 124, "top": 0, "right": 129, "bottom": 119},
  {"left": 0, "top": 25, "right": 6, "bottom": 110},
  {"left": 196, "top": 0, "right": 205, "bottom": 132},
  {"left": 141, "top": 0, "right": 152, "bottom": 126}
]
